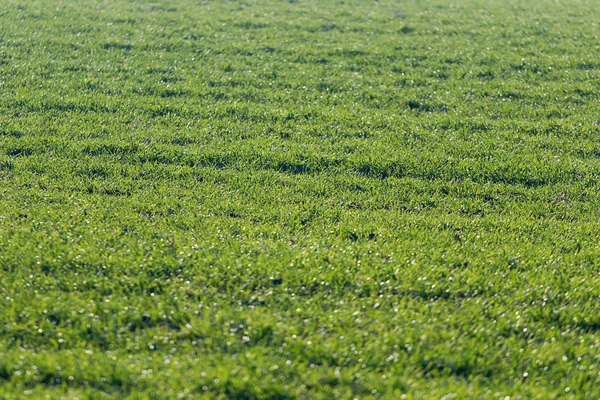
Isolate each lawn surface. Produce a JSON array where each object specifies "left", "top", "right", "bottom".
[{"left": 1, "top": 0, "right": 599, "bottom": 398}]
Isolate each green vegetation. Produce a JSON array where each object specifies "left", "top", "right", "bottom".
[{"left": 1, "top": 0, "right": 599, "bottom": 398}]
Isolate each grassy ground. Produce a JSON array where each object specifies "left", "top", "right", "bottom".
[{"left": 1, "top": 0, "right": 599, "bottom": 398}]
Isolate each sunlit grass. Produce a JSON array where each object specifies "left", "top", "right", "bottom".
[{"left": 0, "top": 0, "right": 599, "bottom": 398}]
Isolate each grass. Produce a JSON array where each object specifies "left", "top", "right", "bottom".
[{"left": 0, "top": 0, "right": 599, "bottom": 398}]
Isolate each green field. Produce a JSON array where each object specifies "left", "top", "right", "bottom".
[{"left": 1, "top": 0, "right": 599, "bottom": 398}]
